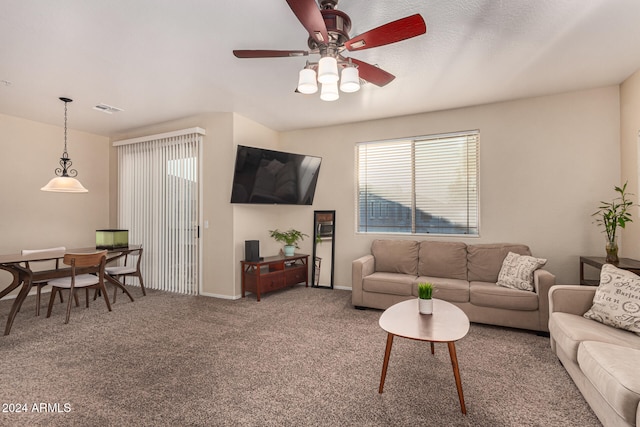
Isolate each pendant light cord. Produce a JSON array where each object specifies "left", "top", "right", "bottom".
[{"left": 62, "top": 100, "right": 69, "bottom": 158}]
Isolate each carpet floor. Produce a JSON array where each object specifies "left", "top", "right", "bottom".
[{"left": 0, "top": 285, "right": 601, "bottom": 426}]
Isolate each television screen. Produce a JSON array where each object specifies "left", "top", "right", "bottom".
[{"left": 230, "top": 145, "right": 322, "bottom": 205}]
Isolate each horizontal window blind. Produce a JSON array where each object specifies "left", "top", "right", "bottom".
[{"left": 357, "top": 131, "right": 479, "bottom": 235}]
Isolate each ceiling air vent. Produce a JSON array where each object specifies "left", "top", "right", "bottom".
[{"left": 93, "top": 103, "right": 123, "bottom": 114}]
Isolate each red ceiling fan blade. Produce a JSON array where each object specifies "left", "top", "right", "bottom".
[
  {"left": 233, "top": 50, "right": 309, "bottom": 58},
  {"left": 349, "top": 58, "right": 395, "bottom": 87},
  {"left": 286, "top": 0, "right": 329, "bottom": 45},
  {"left": 345, "top": 14, "right": 426, "bottom": 52}
]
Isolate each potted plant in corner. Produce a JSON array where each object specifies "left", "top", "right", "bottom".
[
  {"left": 269, "top": 228, "right": 308, "bottom": 257},
  {"left": 418, "top": 282, "right": 434, "bottom": 314},
  {"left": 592, "top": 181, "right": 635, "bottom": 263}
]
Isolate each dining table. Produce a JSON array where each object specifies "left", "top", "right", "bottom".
[{"left": 0, "top": 245, "right": 141, "bottom": 335}]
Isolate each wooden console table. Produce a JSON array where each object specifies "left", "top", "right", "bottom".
[
  {"left": 579, "top": 256, "right": 640, "bottom": 286},
  {"left": 241, "top": 254, "right": 309, "bottom": 301}
]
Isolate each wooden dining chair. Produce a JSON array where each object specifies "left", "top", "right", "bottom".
[
  {"left": 105, "top": 247, "right": 146, "bottom": 302},
  {"left": 21, "top": 247, "right": 66, "bottom": 316},
  {"left": 46, "top": 251, "right": 112, "bottom": 324}
]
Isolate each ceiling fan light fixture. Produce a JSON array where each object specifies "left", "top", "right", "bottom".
[
  {"left": 320, "top": 81, "right": 339, "bottom": 101},
  {"left": 317, "top": 56, "right": 339, "bottom": 84},
  {"left": 340, "top": 66, "right": 360, "bottom": 93},
  {"left": 297, "top": 68, "right": 318, "bottom": 94}
]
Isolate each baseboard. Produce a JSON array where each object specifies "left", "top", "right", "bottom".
[
  {"left": 199, "top": 291, "right": 242, "bottom": 300},
  {"left": 199, "top": 283, "right": 351, "bottom": 300}
]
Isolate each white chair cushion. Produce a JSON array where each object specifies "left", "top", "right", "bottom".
[
  {"left": 105, "top": 266, "right": 137, "bottom": 275},
  {"left": 49, "top": 274, "right": 100, "bottom": 288}
]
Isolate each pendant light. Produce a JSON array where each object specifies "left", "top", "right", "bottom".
[{"left": 41, "top": 97, "right": 88, "bottom": 193}]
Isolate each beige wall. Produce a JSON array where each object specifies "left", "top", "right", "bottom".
[
  {"left": 2, "top": 83, "right": 627, "bottom": 300},
  {"left": 0, "top": 113, "right": 110, "bottom": 289},
  {"left": 620, "top": 69, "right": 640, "bottom": 258},
  {"left": 279, "top": 86, "right": 621, "bottom": 286}
]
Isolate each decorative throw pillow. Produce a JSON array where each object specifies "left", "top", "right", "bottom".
[
  {"left": 496, "top": 252, "right": 547, "bottom": 292},
  {"left": 583, "top": 264, "right": 640, "bottom": 335}
]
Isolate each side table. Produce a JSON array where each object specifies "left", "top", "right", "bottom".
[{"left": 579, "top": 256, "right": 640, "bottom": 286}]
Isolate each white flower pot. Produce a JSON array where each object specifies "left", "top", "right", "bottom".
[
  {"left": 419, "top": 298, "right": 433, "bottom": 315},
  {"left": 284, "top": 245, "right": 295, "bottom": 256}
]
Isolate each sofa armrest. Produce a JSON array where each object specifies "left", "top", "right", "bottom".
[
  {"left": 548, "top": 285, "right": 596, "bottom": 316},
  {"left": 533, "top": 269, "right": 555, "bottom": 332},
  {"left": 352, "top": 254, "right": 375, "bottom": 307}
]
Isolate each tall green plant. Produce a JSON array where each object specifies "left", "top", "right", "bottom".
[
  {"left": 592, "top": 181, "right": 635, "bottom": 244},
  {"left": 418, "top": 282, "right": 433, "bottom": 300}
]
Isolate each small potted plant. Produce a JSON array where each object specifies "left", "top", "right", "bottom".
[
  {"left": 592, "top": 181, "right": 635, "bottom": 263},
  {"left": 269, "top": 228, "right": 308, "bottom": 257},
  {"left": 418, "top": 282, "right": 434, "bottom": 314}
]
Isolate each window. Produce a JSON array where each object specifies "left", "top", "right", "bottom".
[{"left": 357, "top": 130, "right": 479, "bottom": 235}]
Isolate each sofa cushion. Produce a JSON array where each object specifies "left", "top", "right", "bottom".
[
  {"left": 548, "top": 312, "right": 640, "bottom": 364},
  {"left": 467, "top": 243, "right": 531, "bottom": 282},
  {"left": 469, "top": 281, "right": 538, "bottom": 310},
  {"left": 496, "top": 252, "right": 547, "bottom": 292},
  {"left": 418, "top": 241, "right": 467, "bottom": 280},
  {"left": 413, "top": 276, "right": 470, "bottom": 303},
  {"left": 371, "top": 240, "right": 419, "bottom": 275},
  {"left": 584, "top": 264, "right": 640, "bottom": 335},
  {"left": 362, "top": 272, "right": 414, "bottom": 296},
  {"left": 578, "top": 341, "right": 640, "bottom": 425}
]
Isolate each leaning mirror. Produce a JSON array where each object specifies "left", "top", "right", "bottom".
[{"left": 312, "top": 210, "right": 335, "bottom": 289}]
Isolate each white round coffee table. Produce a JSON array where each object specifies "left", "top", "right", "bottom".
[{"left": 378, "top": 298, "right": 470, "bottom": 414}]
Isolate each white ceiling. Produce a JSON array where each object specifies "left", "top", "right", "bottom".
[{"left": 2, "top": 0, "right": 640, "bottom": 138}]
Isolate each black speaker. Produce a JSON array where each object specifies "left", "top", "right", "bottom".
[{"left": 245, "top": 240, "right": 260, "bottom": 262}]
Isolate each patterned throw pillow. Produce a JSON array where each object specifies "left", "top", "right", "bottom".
[
  {"left": 584, "top": 264, "right": 640, "bottom": 335},
  {"left": 496, "top": 252, "right": 547, "bottom": 292}
]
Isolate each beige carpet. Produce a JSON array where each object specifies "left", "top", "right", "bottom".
[{"left": 0, "top": 285, "right": 600, "bottom": 426}]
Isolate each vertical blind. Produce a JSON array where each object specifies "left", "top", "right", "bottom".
[
  {"left": 357, "top": 130, "right": 479, "bottom": 235},
  {"left": 115, "top": 128, "right": 203, "bottom": 295}
]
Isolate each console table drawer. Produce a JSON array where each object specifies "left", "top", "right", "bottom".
[
  {"left": 285, "top": 267, "right": 307, "bottom": 285},
  {"left": 261, "top": 273, "right": 285, "bottom": 292}
]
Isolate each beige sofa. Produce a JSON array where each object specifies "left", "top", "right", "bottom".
[
  {"left": 549, "top": 285, "right": 640, "bottom": 427},
  {"left": 352, "top": 240, "right": 555, "bottom": 332}
]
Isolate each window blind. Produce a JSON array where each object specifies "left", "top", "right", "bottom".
[
  {"left": 357, "top": 131, "right": 479, "bottom": 235},
  {"left": 115, "top": 128, "right": 203, "bottom": 295}
]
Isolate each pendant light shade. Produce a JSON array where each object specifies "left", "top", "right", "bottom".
[
  {"left": 41, "top": 176, "right": 88, "bottom": 192},
  {"left": 340, "top": 66, "right": 360, "bottom": 93},
  {"left": 297, "top": 68, "right": 318, "bottom": 94},
  {"left": 41, "top": 97, "right": 88, "bottom": 193},
  {"left": 320, "top": 81, "right": 339, "bottom": 101},
  {"left": 317, "top": 56, "right": 339, "bottom": 84}
]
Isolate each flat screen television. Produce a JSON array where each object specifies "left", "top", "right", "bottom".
[{"left": 230, "top": 145, "right": 322, "bottom": 205}]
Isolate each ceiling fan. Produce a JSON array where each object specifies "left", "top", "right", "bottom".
[{"left": 232, "top": 0, "right": 426, "bottom": 99}]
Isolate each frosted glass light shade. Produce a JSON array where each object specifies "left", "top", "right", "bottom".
[
  {"left": 317, "top": 56, "right": 339, "bottom": 84},
  {"left": 297, "top": 68, "right": 318, "bottom": 94},
  {"left": 320, "top": 82, "right": 339, "bottom": 101},
  {"left": 41, "top": 176, "right": 88, "bottom": 193},
  {"left": 340, "top": 66, "right": 360, "bottom": 93}
]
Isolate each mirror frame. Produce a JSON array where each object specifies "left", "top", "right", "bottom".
[{"left": 312, "top": 210, "right": 335, "bottom": 289}]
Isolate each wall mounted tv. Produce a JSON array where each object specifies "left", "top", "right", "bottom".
[{"left": 230, "top": 145, "right": 322, "bottom": 205}]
